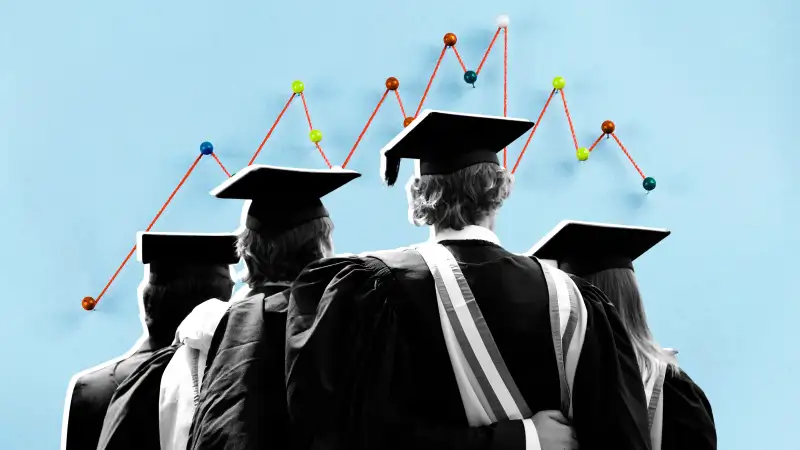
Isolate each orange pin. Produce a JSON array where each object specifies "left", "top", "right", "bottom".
[{"left": 81, "top": 296, "right": 97, "bottom": 311}]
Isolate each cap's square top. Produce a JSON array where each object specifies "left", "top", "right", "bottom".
[
  {"left": 137, "top": 232, "right": 239, "bottom": 265},
  {"left": 527, "top": 220, "right": 671, "bottom": 277},
  {"left": 211, "top": 164, "right": 360, "bottom": 203},
  {"left": 380, "top": 109, "right": 534, "bottom": 185},
  {"left": 210, "top": 164, "right": 361, "bottom": 234}
]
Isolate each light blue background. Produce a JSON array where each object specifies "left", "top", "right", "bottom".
[{"left": 1, "top": 0, "right": 797, "bottom": 448}]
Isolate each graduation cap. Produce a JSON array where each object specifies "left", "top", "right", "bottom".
[
  {"left": 210, "top": 164, "right": 361, "bottom": 235},
  {"left": 380, "top": 109, "right": 534, "bottom": 186},
  {"left": 527, "top": 220, "right": 671, "bottom": 277},
  {"left": 137, "top": 232, "right": 239, "bottom": 284}
]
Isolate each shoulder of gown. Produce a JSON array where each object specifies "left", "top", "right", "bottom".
[
  {"left": 65, "top": 365, "right": 116, "bottom": 450},
  {"left": 71, "top": 362, "right": 118, "bottom": 395},
  {"left": 286, "top": 253, "right": 398, "bottom": 386},
  {"left": 661, "top": 368, "right": 717, "bottom": 449},
  {"left": 113, "top": 350, "right": 156, "bottom": 384},
  {"left": 286, "top": 248, "right": 427, "bottom": 317},
  {"left": 285, "top": 253, "right": 401, "bottom": 353},
  {"left": 96, "top": 345, "right": 179, "bottom": 450},
  {"left": 188, "top": 289, "right": 292, "bottom": 450},
  {"left": 69, "top": 365, "right": 114, "bottom": 404}
]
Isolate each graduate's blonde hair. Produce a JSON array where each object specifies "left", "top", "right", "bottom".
[
  {"left": 584, "top": 268, "right": 678, "bottom": 384},
  {"left": 407, "top": 162, "right": 513, "bottom": 231}
]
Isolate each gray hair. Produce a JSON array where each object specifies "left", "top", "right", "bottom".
[{"left": 236, "top": 217, "right": 333, "bottom": 286}]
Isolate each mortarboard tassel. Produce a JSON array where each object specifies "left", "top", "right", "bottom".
[{"left": 383, "top": 155, "right": 402, "bottom": 187}]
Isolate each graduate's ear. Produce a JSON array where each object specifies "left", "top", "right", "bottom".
[{"left": 382, "top": 155, "right": 401, "bottom": 187}]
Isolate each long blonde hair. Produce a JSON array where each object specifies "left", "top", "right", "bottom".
[{"left": 583, "top": 268, "right": 678, "bottom": 384}]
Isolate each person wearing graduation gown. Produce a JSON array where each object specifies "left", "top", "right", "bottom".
[
  {"left": 528, "top": 220, "right": 717, "bottom": 450},
  {"left": 285, "top": 109, "right": 651, "bottom": 450},
  {"left": 154, "top": 165, "right": 359, "bottom": 450},
  {"left": 62, "top": 232, "right": 236, "bottom": 450},
  {"left": 94, "top": 232, "right": 239, "bottom": 450},
  {"left": 63, "top": 338, "right": 158, "bottom": 450}
]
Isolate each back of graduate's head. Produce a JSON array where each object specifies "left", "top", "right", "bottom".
[
  {"left": 530, "top": 220, "right": 677, "bottom": 380},
  {"left": 236, "top": 216, "right": 334, "bottom": 286},
  {"left": 210, "top": 164, "right": 360, "bottom": 285},
  {"left": 581, "top": 267, "right": 677, "bottom": 377},
  {"left": 381, "top": 110, "right": 533, "bottom": 232},
  {"left": 581, "top": 268, "right": 651, "bottom": 340},
  {"left": 137, "top": 232, "right": 239, "bottom": 344},
  {"left": 141, "top": 271, "right": 235, "bottom": 343},
  {"left": 407, "top": 162, "right": 514, "bottom": 232}
]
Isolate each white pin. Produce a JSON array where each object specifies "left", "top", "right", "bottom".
[{"left": 496, "top": 15, "right": 510, "bottom": 28}]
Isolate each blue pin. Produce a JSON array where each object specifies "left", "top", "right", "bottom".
[{"left": 199, "top": 141, "right": 214, "bottom": 155}]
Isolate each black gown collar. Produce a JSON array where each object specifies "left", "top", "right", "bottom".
[{"left": 436, "top": 239, "right": 504, "bottom": 250}]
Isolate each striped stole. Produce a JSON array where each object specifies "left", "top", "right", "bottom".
[
  {"left": 413, "top": 243, "right": 589, "bottom": 426},
  {"left": 644, "top": 361, "right": 667, "bottom": 450},
  {"left": 538, "top": 260, "right": 588, "bottom": 419}
]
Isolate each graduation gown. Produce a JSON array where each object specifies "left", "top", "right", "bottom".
[
  {"left": 186, "top": 284, "right": 292, "bottom": 450},
  {"left": 64, "top": 341, "right": 158, "bottom": 450},
  {"left": 285, "top": 238, "right": 651, "bottom": 450},
  {"left": 96, "top": 344, "right": 179, "bottom": 450},
  {"left": 661, "top": 369, "right": 716, "bottom": 449}
]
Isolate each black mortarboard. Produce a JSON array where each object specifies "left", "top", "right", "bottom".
[
  {"left": 137, "top": 232, "right": 239, "bottom": 284},
  {"left": 380, "top": 109, "right": 534, "bottom": 186},
  {"left": 210, "top": 164, "right": 361, "bottom": 235},
  {"left": 527, "top": 220, "right": 671, "bottom": 277}
]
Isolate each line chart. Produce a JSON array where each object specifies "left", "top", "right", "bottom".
[{"left": 80, "top": 15, "right": 655, "bottom": 311}]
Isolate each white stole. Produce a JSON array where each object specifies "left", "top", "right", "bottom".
[
  {"left": 644, "top": 361, "right": 667, "bottom": 450},
  {"left": 158, "top": 298, "right": 234, "bottom": 450},
  {"left": 538, "top": 261, "right": 588, "bottom": 419},
  {"left": 159, "top": 345, "right": 204, "bottom": 450}
]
